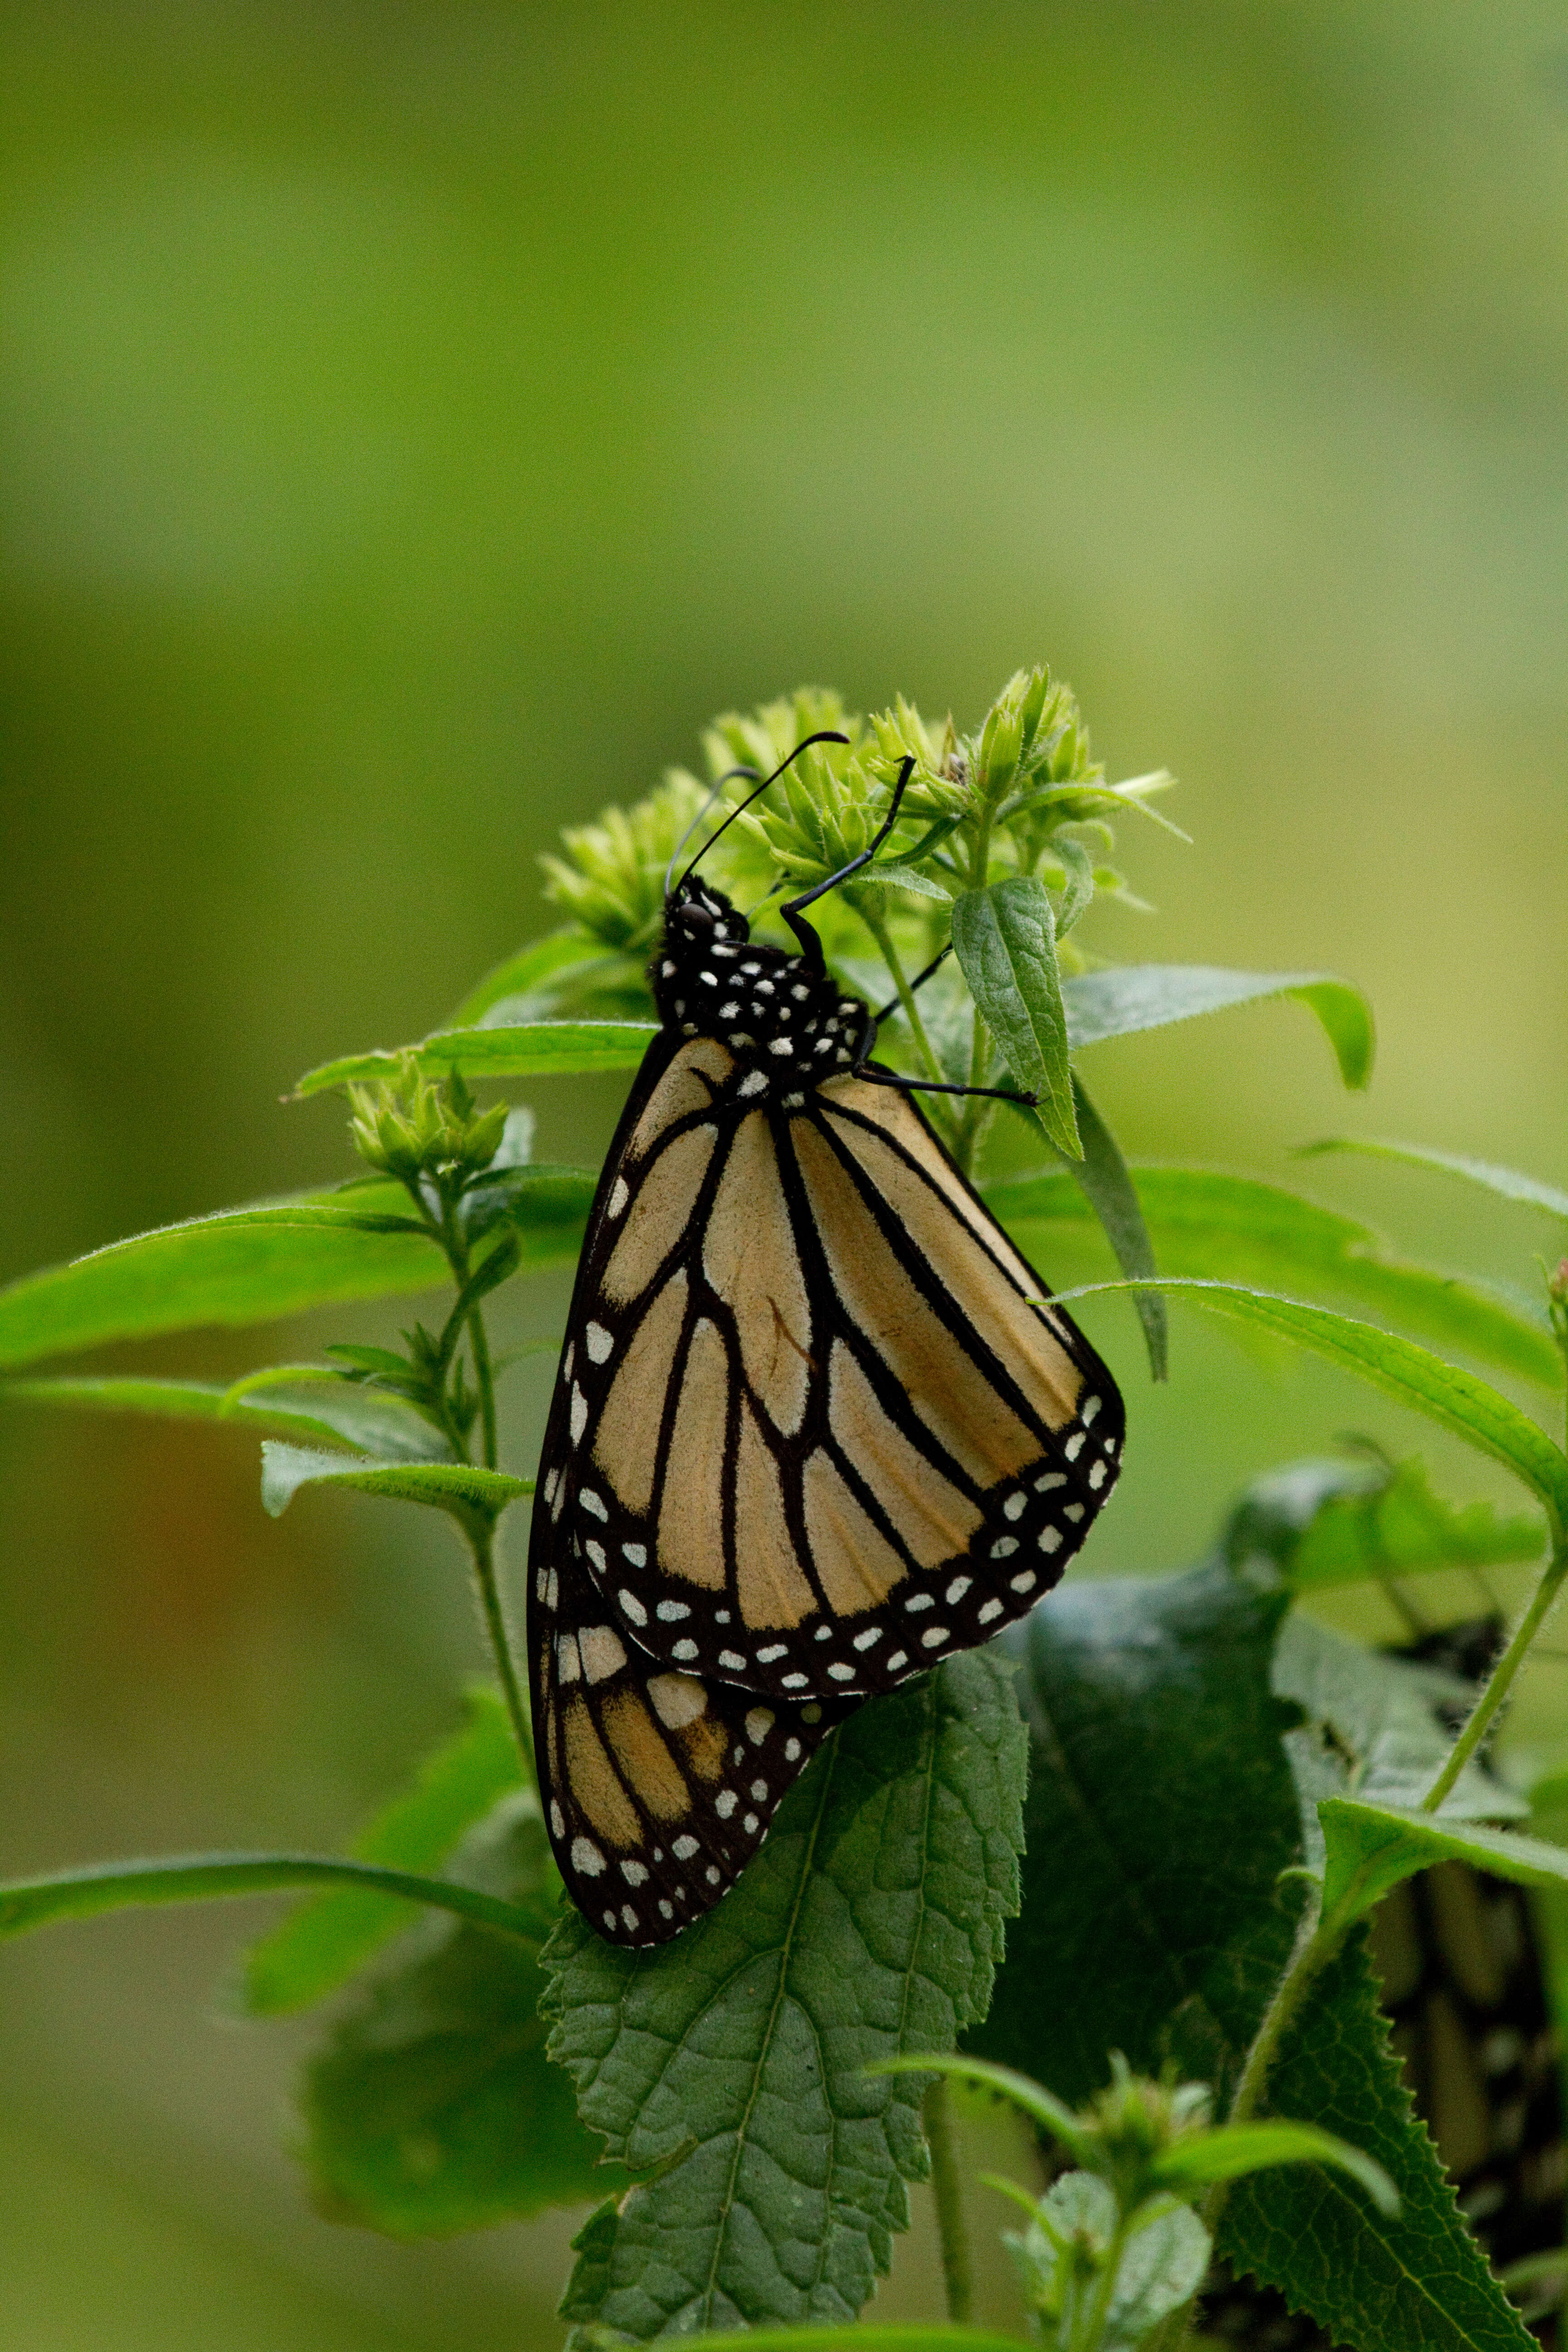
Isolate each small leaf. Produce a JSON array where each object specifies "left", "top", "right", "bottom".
[
  {"left": 1319, "top": 1797, "right": 1568, "bottom": 1931},
  {"left": 1226, "top": 1452, "right": 1546, "bottom": 1593},
  {"left": 985, "top": 1164, "right": 1560, "bottom": 1391},
  {"left": 951, "top": 876, "right": 1080, "bottom": 1157},
  {"left": 1049, "top": 834, "right": 1096, "bottom": 936},
  {"left": 302, "top": 1794, "right": 613, "bottom": 2234},
  {"left": 1300, "top": 1136, "right": 1568, "bottom": 1220},
  {"left": 1063, "top": 966, "right": 1374, "bottom": 1090},
  {"left": 1217, "top": 1931, "right": 1533, "bottom": 2352},
  {"left": 1155, "top": 2120, "right": 1397, "bottom": 2214},
  {"left": 295, "top": 1022, "right": 657, "bottom": 1098},
  {"left": 572, "top": 2332, "right": 1035, "bottom": 2351},
  {"left": 542, "top": 1650, "right": 1027, "bottom": 2339},
  {"left": 1055, "top": 1078, "right": 1166, "bottom": 1380},
  {"left": 260, "top": 1444, "right": 530, "bottom": 1535},
  {"left": 242, "top": 1688, "right": 526, "bottom": 2016},
  {"left": 868, "top": 2051, "right": 1093, "bottom": 2166},
  {"left": 1049, "top": 1279, "right": 1568, "bottom": 1540},
  {"left": 0, "top": 1372, "right": 450, "bottom": 1461},
  {"left": 0, "top": 1853, "right": 544, "bottom": 1946},
  {"left": 857, "top": 862, "right": 954, "bottom": 904},
  {"left": 445, "top": 927, "right": 605, "bottom": 1028}
]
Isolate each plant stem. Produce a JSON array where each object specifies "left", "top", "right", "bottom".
[
  {"left": 924, "top": 2077, "right": 974, "bottom": 2325},
  {"left": 467, "top": 1518, "right": 535, "bottom": 1787},
  {"left": 467, "top": 1304, "right": 499, "bottom": 1470},
  {"left": 1419, "top": 1542, "right": 1568, "bottom": 1813},
  {"left": 859, "top": 905, "right": 949, "bottom": 1093},
  {"left": 1067, "top": 2210, "right": 1129, "bottom": 2352}
]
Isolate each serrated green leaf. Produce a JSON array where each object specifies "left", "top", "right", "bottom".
[
  {"left": 243, "top": 1688, "right": 525, "bottom": 2016},
  {"left": 1156, "top": 2119, "right": 1397, "bottom": 2213},
  {"left": 302, "top": 1794, "right": 612, "bottom": 2234},
  {"left": 260, "top": 1444, "right": 530, "bottom": 1534},
  {"left": 951, "top": 876, "right": 1080, "bottom": 1157},
  {"left": 1051, "top": 1280, "right": 1568, "bottom": 1541},
  {"left": 971, "top": 1565, "right": 1301, "bottom": 2103},
  {"left": 0, "top": 1372, "right": 452, "bottom": 1460},
  {"left": 1225, "top": 1452, "right": 1547, "bottom": 1592},
  {"left": 1055, "top": 1078, "right": 1166, "bottom": 1381},
  {"left": 1217, "top": 1930, "right": 1533, "bottom": 2352},
  {"left": 1301, "top": 1137, "right": 1568, "bottom": 1221},
  {"left": 445, "top": 927, "right": 605, "bottom": 1028},
  {"left": 1319, "top": 1798, "right": 1568, "bottom": 1930},
  {"left": 0, "top": 1184, "right": 451, "bottom": 1371},
  {"left": 0, "top": 1853, "right": 544, "bottom": 1945},
  {"left": 295, "top": 1022, "right": 657, "bottom": 1098},
  {"left": 1062, "top": 966, "right": 1374, "bottom": 1089},
  {"left": 572, "top": 2332, "right": 1032, "bottom": 2351},
  {"left": 984, "top": 1165, "right": 1561, "bottom": 1391},
  {"left": 541, "top": 1650, "right": 1027, "bottom": 2339}
]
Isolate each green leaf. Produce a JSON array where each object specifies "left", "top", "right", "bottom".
[
  {"left": 242, "top": 1688, "right": 525, "bottom": 2016},
  {"left": 857, "top": 860, "right": 954, "bottom": 904},
  {"left": 1056, "top": 1077, "right": 1166, "bottom": 1381},
  {"left": 541, "top": 1649, "right": 1027, "bottom": 2339},
  {"left": 951, "top": 876, "right": 1080, "bottom": 1157},
  {"left": 1051, "top": 1279, "right": 1568, "bottom": 1541},
  {"left": 1319, "top": 1797, "right": 1568, "bottom": 1931},
  {"left": 970, "top": 1564, "right": 1301, "bottom": 2103},
  {"left": 983, "top": 1165, "right": 1561, "bottom": 1391},
  {"left": 571, "top": 2332, "right": 1031, "bottom": 2351},
  {"left": 302, "top": 1794, "right": 614, "bottom": 2234},
  {"left": 260, "top": 1444, "right": 530, "bottom": 1537},
  {"left": 294, "top": 1022, "right": 657, "bottom": 1098},
  {"left": 445, "top": 926, "right": 605, "bottom": 1028},
  {"left": 1155, "top": 2120, "right": 1397, "bottom": 2213},
  {"left": 1062, "top": 966, "right": 1374, "bottom": 1090},
  {"left": 1300, "top": 1136, "right": 1568, "bottom": 1221},
  {"left": 1225, "top": 1452, "right": 1546, "bottom": 1593},
  {"left": 0, "top": 1184, "right": 451, "bottom": 1371},
  {"left": 868, "top": 2051, "right": 1093, "bottom": 2166},
  {"left": 0, "top": 1853, "right": 544, "bottom": 1946},
  {"left": 0, "top": 1371, "right": 452, "bottom": 1460},
  {"left": 1217, "top": 1930, "right": 1533, "bottom": 2352}
]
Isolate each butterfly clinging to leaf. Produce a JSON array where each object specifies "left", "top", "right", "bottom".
[{"left": 528, "top": 734, "right": 1124, "bottom": 1944}]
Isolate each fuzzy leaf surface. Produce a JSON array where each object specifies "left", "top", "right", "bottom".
[
  {"left": 1056, "top": 1076, "right": 1165, "bottom": 1379},
  {"left": 244, "top": 1688, "right": 525, "bottom": 2015},
  {"left": 1062, "top": 965, "right": 1374, "bottom": 1088},
  {"left": 295, "top": 1022, "right": 657, "bottom": 1097},
  {"left": 951, "top": 876, "right": 1080, "bottom": 1156},
  {"left": 970, "top": 1565, "right": 1300, "bottom": 2104},
  {"left": 1218, "top": 1931, "right": 1532, "bottom": 2352},
  {"left": 445, "top": 927, "right": 604, "bottom": 1027},
  {"left": 259, "top": 1444, "right": 530, "bottom": 1527},
  {"left": 1319, "top": 1797, "right": 1568, "bottom": 1929},
  {"left": 1301, "top": 1136, "right": 1568, "bottom": 1221},
  {"left": 541, "top": 1650, "right": 1026, "bottom": 2340},
  {"left": 302, "top": 1795, "right": 612, "bottom": 2234},
  {"left": 985, "top": 1165, "right": 1560, "bottom": 1390}
]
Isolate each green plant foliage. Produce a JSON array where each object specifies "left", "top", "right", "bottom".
[
  {"left": 1302, "top": 1137, "right": 1568, "bottom": 1221},
  {"left": 541, "top": 1650, "right": 1027, "bottom": 2341},
  {"left": 969, "top": 1565, "right": 1300, "bottom": 2102},
  {"left": 1318, "top": 1797, "right": 1568, "bottom": 1930},
  {"left": 1224, "top": 1451, "right": 1546, "bottom": 1592},
  {"left": 0, "top": 1371, "right": 451, "bottom": 1459},
  {"left": 1217, "top": 1932, "right": 1534, "bottom": 2352},
  {"left": 985, "top": 1166, "right": 1561, "bottom": 1390},
  {"left": 0, "top": 1852, "right": 543, "bottom": 1945},
  {"left": 259, "top": 1441, "right": 530, "bottom": 1531},
  {"left": 302, "top": 1794, "right": 616, "bottom": 2234},
  {"left": 1055, "top": 1078, "right": 1166, "bottom": 1380},
  {"left": 950, "top": 877, "right": 1080, "bottom": 1157},
  {"left": 1062, "top": 965, "right": 1374, "bottom": 1090},
  {"left": 444, "top": 926, "right": 608, "bottom": 1027},
  {"left": 295, "top": 1022, "right": 657, "bottom": 1097},
  {"left": 243, "top": 1687, "right": 526, "bottom": 2016}
]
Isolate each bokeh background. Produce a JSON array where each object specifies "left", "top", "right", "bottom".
[{"left": 3, "top": 4, "right": 1566, "bottom": 2342}]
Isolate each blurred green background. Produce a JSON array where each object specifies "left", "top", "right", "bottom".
[{"left": 3, "top": 3, "right": 1566, "bottom": 2342}]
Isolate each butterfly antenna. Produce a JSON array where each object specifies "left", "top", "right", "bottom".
[
  {"left": 664, "top": 766, "right": 760, "bottom": 900},
  {"left": 674, "top": 730, "right": 850, "bottom": 895}
]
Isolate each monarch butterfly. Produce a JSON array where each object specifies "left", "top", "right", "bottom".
[{"left": 527, "top": 735, "right": 1125, "bottom": 1943}]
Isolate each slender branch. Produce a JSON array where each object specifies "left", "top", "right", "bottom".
[
  {"left": 859, "top": 904, "right": 949, "bottom": 1093},
  {"left": 467, "top": 1517, "right": 536, "bottom": 1788},
  {"left": 467, "top": 1304, "right": 499, "bottom": 1470},
  {"left": 1420, "top": 1543, "right": 1567, "bottom": 1812},
  {"left": 924, "top": 2078, "right": 975, "bottom": 2326}
]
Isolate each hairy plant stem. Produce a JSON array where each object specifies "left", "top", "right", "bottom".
[
  {"left": 923, "top": 2077, "right": 974, "bottom": 2325},
  {"left": 1068, "top": 2208, "right": 1130, "bottom": 2352},
  {"left": 1420, "top": 1540, "right": 1568, "bottom": 1812},
  {"left": 467, "top": 1516, "right": 535, "bottom": 1787}
]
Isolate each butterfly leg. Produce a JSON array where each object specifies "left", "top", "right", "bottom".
[
  {"left": 848, "top": 1055, "right": 1038, "bottom": 1108},
  {"left": 779, "top": 756, "right": 917, "bottom": 966}
]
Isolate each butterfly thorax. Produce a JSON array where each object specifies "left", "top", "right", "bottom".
[{"left": 652, "top": 881, "right": 867, "bottom": 1089}]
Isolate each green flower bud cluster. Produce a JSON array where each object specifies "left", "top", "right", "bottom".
[
  {"left": 348, "top": 1059, "right": 509, "bottom": 1184},
  {"left": 539, "top": 771, "right": 714, "bottom": 953}
]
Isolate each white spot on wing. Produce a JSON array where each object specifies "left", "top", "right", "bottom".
[
  {"left": 585, "top": 1323, "right": 613, "bottom": 1365},
  {"left": 619, "top": 1587, "right": 647, "bottom": 1625},
  {"left": 569, "top": 1384, "right": 588, "bottom": 1445},
  {"left": 579, "top": 1625, "right": 627, "bottom": 1683},
  {"left": 571, "top": 1837, "right": 605, "bottom": 1876}
]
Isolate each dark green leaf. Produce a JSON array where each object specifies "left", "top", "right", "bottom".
[
  {"left": 0, "top": 1372, "right": 450, "bottom": 1460},
  {"left": 445, "top": 927, "right": 605, "bottom": 1028},
  {"left": 1055, "top": 1077, "right": 1166, "bottom": 1380},
  {"left": 951, "top": 876, "right": 1079, "bottom": 1157},
  {"left": 459, "top": 1161, "right": 595, "bottom": 1250},
  {"left": 1300, "top": 1137, "right": 1568, "bottom": 1221},
  {"left": 294, "top": 1022, "right": 657, "bottom": 1098},
  {"left": 984, "top": 1165, "right": 1561, "bottom": 1391},
  {"left": 542, "top": 1650, "right": 1027, "bottom": 2339},
  {"left": 970, "top": 1565, "right": 1301, "bottom": 2103},
  {"left": 1319, "top": 1798, "right": 1568, "bottom": 1931},
  {"left": 0, "top": 1853, "right": 543, "bottom": 1945},
  {"left": 302, "top": 1795, "right": 613, "bottom": 2234},
  {"left": 260, "top": 1444, "right": 530, "bottom": 1536},
  {"left": 572, "top": 2332, "right": 1032, "bottom": 2352},
  {"left": 1062, "top": 965, "right": 1374, "bottom": 1089},
  {"left": 0, "top": 1184, "right": 450, "bottom": 1370},
  {"left": 1217, "top": 1931, "right": 1533, "bottom": 2352},
  {"left": 1156, "top": 2119, "right": 1397, "bottom": 2214},
  {"left": 1226, "top": 1452, "right": 1546, "bottom": 1594},
  {"left": 243, "top": 1688, "right": 525, "bottom": 2016}
]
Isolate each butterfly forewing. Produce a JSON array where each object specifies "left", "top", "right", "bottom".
[{"left": 534, "top": 1039, "right": 1122, "bottom": 1703}]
